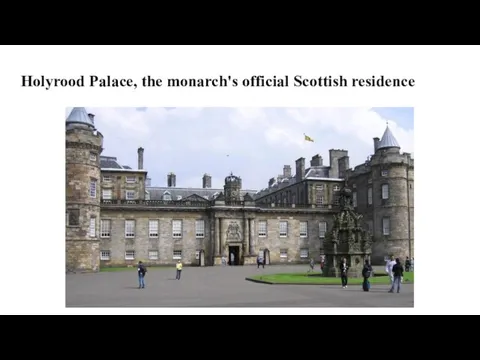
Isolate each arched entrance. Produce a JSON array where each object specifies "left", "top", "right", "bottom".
[{"left": 263, "top": 249, "right": 271, "bottom": 265}]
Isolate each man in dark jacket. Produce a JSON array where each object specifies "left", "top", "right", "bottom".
[
  {"left": 137, "top": 261, "right": 147, "bottom": 289},
  {"left": 362, "top": 259, "right": 373, "bottom": 292},
  {"left": 340, "top": 258, "right": 349, "bottom": 288},
  {"left": 389, "top": 258, "right": 404, "bottom": 293}
]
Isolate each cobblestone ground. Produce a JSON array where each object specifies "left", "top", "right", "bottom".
[{"left": 66, "top": 265, "right": 414, "bottom": 308}]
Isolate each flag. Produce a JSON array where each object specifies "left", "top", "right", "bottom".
[{"left": 304, "top": 134, "right": 314, "bottom": 142}]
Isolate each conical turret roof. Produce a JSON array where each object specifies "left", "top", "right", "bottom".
[
  {"left": 377, "top": 125, "right": 400, "bottom": 150},
  {"left": 66, "top": 107, "right": 94, "bottom": 127}
]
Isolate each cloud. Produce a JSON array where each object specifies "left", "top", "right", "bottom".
[{"left": 65, "top": 107, "right": 414, "bottom": 190}]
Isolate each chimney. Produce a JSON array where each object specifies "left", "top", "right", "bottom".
[
  {"left": 295, "top": 157, "right": 305, "bottom": 183},
  {"left": 202, "top": 174, "right": 212, "bottom": 189},
  {"left": 373, "top": 137, "right": 380, "bottom": 152},
  {"left": 310, "top": 154, "right": 323, "bottom": 167},
  {"left": 137, "top": 147, "right": 144, "bottom": 170},
  {"left": 283, "top": 165, "right": 292, "bottom": 177},
  {"left": 167, "top": 173, "right": 176, "bottom": 187},
  {"left": 268, "top": 177, "right": 276, "bottom": 188},
  {"left": 88, "top": 113, "right": 95, "bottom": 124}
]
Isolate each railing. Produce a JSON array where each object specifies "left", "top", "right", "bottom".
[
  {"left": 101, "top": 199, "right": 211, "bottom": 207},
  {"left": 101, "top": 199, "right": 341, "bottom": 210}
]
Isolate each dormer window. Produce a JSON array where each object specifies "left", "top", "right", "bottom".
[
  {"left": 333, "top": 185, "right": 340, "bottom": 192},
  {"left": 163, "top": 191, "right": 172, "bottom": 201},
  {"left": 176, "top": 195, "right": 182, "bottom": 200}
]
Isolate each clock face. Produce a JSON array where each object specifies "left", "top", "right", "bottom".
[{"left": 231, "top": 189, "right": 238, "bottom": 197}]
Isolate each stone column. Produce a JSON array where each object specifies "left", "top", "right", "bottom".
[
  {"left": 243, "top": 217, "right": 249, "bottom": 254},
  {"left": 249, "top": 219, "right": 255, "bottom": 255},
  {"left": 220, "top": 218, "right": 227, "bottom": 255},
  {"left": 215, "top": 217, "right": 220, "bottom": 256}
]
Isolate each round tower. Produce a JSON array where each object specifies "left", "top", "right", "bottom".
[
  {"left": 65, "top": 107, "right": 104, "bottom": 272},
  {"left": 224, "top": 173, "right": 242, "bottom": 202},
  {"left": 370, "top": 125, "right": 413, "bottom": 262}
]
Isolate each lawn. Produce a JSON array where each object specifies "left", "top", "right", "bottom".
[{"left": 248, "top": 271, "right": 414, "bottom": 285}]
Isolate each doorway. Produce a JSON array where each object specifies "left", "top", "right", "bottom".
[
  {"left": 199, "top": 250, "right": 205, "bottom": 267},
  {"left": 229, "top": 246, "right": 240, "bottom": 266},
  {"left": 263, "top": 249, "right": 270, "bottom": 265}
]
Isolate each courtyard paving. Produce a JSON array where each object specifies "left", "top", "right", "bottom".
[{"left": 65, "top": 265, "right": 414, "bottom": 308}]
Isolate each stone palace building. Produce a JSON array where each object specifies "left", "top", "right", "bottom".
[{"left": 65, "top": 107, "right": 414, "bottom": 272}]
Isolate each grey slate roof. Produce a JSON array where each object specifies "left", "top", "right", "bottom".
[
  {"left": 66, "top": 107, "right": 94, "bottom": 127},
  {"left": 146, "top": 187, "right": 257, "bottom": 201},
  {"left": 100, "top": 156, "right": 127, "bottom": 169},
  {"left": 378, "top": 126, "right": 400, "bottom": 150}
]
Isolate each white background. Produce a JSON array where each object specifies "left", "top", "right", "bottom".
[{"left": 0, "top": 45, "right": 478, "bottom": 315}]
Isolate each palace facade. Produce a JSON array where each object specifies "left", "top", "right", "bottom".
[{"left": 65, "top": 108, "right": 414, "bottom": 271}]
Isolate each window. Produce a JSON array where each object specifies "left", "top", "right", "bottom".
[
  {"left": 195, "top": 220, "right": 205, "bottom": 238},
  {"left": 163, "top": 191, "right": 172, "bottom": 201},
  {"left": 149, "top": 250, "right": 159, "bottom": 260},
  {"left": 125, "top": 250, "right": 135, "bottom": 260},
  {"left": 173, "top": 250, "right": 182, "bottom": 260},
  {"left": 126, "top": 176, "right": 136, "bottom": 183},
  {"left": 353, "top": 192, "right": 357, "bottom": 207},
  {"left": 381, "top": 170, "right": 389, "bottom": 177},
  {"left": 315, "top": 185, "right": 324, "bottom": 205},
  {"left": 177, "top": 195, "right": 183, "bottom": 200},
  {"left": 102, "top": 189, "right": 112, "bottom": 200},
  {"left": 126, "top": 191, "right": 135, "bottom": 200},
  {"left": 125, "top": 220, "right": 135, "bottom": 238},
  {"left": 90, "top": 152, "right": 97, "bottom": 161},
  {"left": 367, "top": 187, "right": 373, "bottom": 205},
  {"left": 333, "top": 196, "right": 340, "bottom": 205},
  {"left": 100, "top": 219, "right": 111, "bottom": 238},
  {"left": 280, "top": 249, "right": 288, "bottom": 258},
  {"left": 333, "top": 185, "right": 340, "bottom": 191},
  {"left": 100, "top": 251, "right": 110, "bottom": 261},
  {"left": 89, "top": 217, "right": 96, "bottom": 237},
  {"left": 279, "top": 221, "right": 288, "bottom": 237},
  {"left": 382, "top": 217, "right": 390, "bottom": 235},
  {"left": 149, "top": 220, "right": 159, "bottom": 238},
  {"left": 300, "top": 249, "right": 309, "bottom": 258},
  {"left": 89, "top": 180, "right": 97, "bottom": 198},
  {"left": 319, "top": 221, "right": 327, "bottom": 238},
  {"left": 300, "top": 221, "right": 308, "bottom": 237},
  {"left": 352, "top": 184, "right": 357, "bottom": 189},
  {"left": 368, "top": 178, "right": 373, "bottom": 184},
  {"left": 103, "top": 175, "right": 111, "bottom": 182},
  {"left": 172, "top": 220, "right": 182, "bottom": 238},
  {"left": 67, "top": 209, "right": 79, "bottom": 226},
  {"left": 382, "top": 184, "right": 389, "bottom": 199},
  {"left": 258, "top": 221, "right": 267, "bottom": 237}
]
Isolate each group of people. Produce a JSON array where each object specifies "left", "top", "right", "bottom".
[
  {"left": 136, "top": 260, "right": 183, "bottom": 289},
  {"left": 339, "top": 255, "right": 407, "bottom": 293}
]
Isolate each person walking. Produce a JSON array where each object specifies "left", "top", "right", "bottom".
[
  {"left": 340, "top": 258, "right": 349, "bottom": 288},
  {"left": 389, "top": 258, "right": 404, "bottom": 293},
  {"left": 362, "top": 259, "right": 373, "bottom": 292},
  {"left": 385, "top": 255, "right": 396, "bottom": 287},
  {"left": 257, "top": 254, "right": 264, "bottom": 269},
  {"left": 175, "top": 260, "right": 183, "bottom": 280},
  {"left": 137, "top": 261, "right": 147, "bottom": 289},
  {"left": 308, "top": 258, "right": 315, "bottom": 273}
]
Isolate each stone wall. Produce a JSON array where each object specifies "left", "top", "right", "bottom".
[
  {"left": 99, "top": 208, "right": 335, "bottom": 267},
  {"left": 66, "top": 126, "right": 103, "bottom": 272},
  {"left": 101, "top": 170, "right": 147, "bottom": 201}
]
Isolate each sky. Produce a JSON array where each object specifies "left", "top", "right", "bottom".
[{"left": 65, "top": 107, "right": 414, "bottom": 191}]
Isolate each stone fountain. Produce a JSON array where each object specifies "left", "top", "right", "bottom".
[{"left": 323, "top": 184, "right": 373, "bottom": 278}]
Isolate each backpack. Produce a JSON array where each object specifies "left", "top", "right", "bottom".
[
  {"left": 139, "top": 264, "right": 147, "bottom": 275},
  {"left": 363, "top": 266, "right": 372, "bottom": 278}
]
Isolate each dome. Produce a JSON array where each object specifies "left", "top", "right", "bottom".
[
  {"left": 66, "top": 107, "right": 95, "bottom": 128},
  {"left": 377, "top": 126, "right": 400, "bottom": 150}
]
